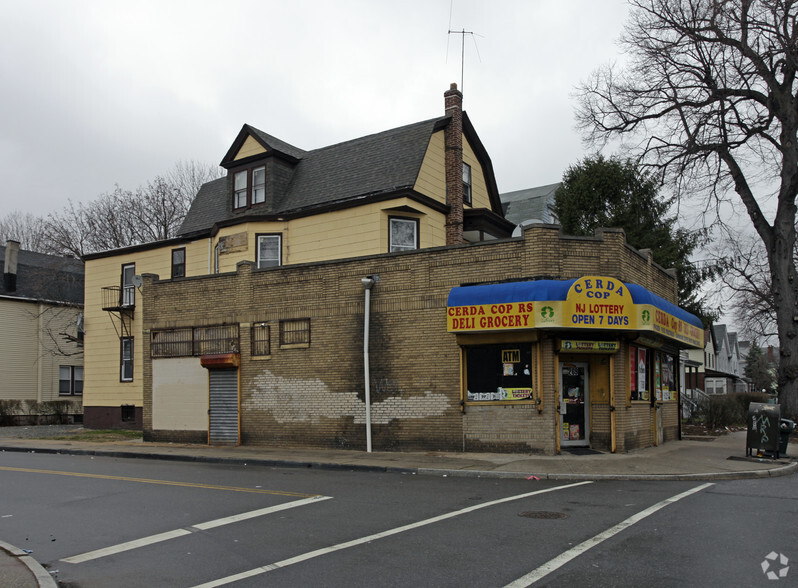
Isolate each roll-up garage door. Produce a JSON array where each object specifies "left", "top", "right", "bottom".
[{"left": 209, "top": 369, "right": 239, "bottom": 445}]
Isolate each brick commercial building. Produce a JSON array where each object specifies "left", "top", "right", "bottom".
[
  {"left": 83, "top": 84, "right": 702, "bottom": 453},
  {"left": 140, "top": 224, "right": 700, "bottom": 454}
]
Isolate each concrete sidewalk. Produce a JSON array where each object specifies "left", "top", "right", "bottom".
[{"left": 1, "top": 430, "right": 795, "bottom": 588}]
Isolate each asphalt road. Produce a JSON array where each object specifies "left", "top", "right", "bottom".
[{"left": 0, "top": 451, "right": 795, "bottom": 587}]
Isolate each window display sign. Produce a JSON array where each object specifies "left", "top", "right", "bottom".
[{"left": 465, "top": 344, "right": 534, "bottom": 402}]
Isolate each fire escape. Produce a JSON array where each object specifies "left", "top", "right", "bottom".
[{"left": 101, "top": 283, "right": 136, "bottom": 339}]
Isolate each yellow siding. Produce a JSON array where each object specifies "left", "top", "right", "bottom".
[
  {"left": 413, "top": 131, "right": 446, "bottom": 203},
  {"left": 84, "top": 245, "right": 176, "bottom": 409},
  {"left": 211, "top": 199, "right": 447, "bottom": 268},
  {"left": 185, "top": 239, "right": 212, "bottom": 276},
  {"left": 463, "top": 136, "right": 492, "bottom": 210},
  {"left": 0, "top": 300, "right": 39, "bottom": 400},
  {"left": 0, "top": 300, "right": 82, "bottom": 402},
  {"left": 235, "top": 136, "right": 266, "bottom": 160}
]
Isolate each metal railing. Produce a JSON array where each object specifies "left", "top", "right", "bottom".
[{"left": 101, "top": 286, "right": 135, "bottom": 311}]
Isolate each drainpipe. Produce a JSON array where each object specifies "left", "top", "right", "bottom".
[{"left": 361, "top": 276, "right": 378, "bottom": 452}]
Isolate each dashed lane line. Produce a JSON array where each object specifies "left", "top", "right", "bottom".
[
  {"left": 191, "top": 481, "right": 594, "bottom": 588},
  {"left": 504, "top": 482, "right": 715, "bottom": 587},
  {"left": 61, "top": 495, "right": 333, "bottom": 564}
]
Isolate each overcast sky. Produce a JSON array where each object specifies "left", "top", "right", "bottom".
[{"left": 0, "top": 0, "right": 631, "bottom": 216}]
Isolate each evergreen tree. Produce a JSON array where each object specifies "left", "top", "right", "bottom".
[
  {"left": 553, "top": 155, "right": 715, "bottom": 324},
  {"left": 744, "top": 341, "right": 777, "bottom": 395}
]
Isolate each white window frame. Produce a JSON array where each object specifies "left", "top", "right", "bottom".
[
  {"left": 389, "top": 217, "right": 418, "bottom": 252},
  {"left": 59, "top": 366, "right": 83, "bottom": 396},
  {"left": 252, "top": 166, "right": 266, "bottom": 204},
  {"left": 257, "top": 234, "right": 282, "bottom": 268},
  {"left": 121, "top": 337, "right": 134, "bottom": 382},
  {"left": 121, "top": 263, "right": 135, "bottom": 307},
  {"left": 234, "top": 171, "right": 248, "bottom": 209}
]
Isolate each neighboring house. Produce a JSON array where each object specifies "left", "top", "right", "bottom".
[
  {"left": 82, "top": 84, "right": 703, "bottom": 454},
  {"left": 500, "top": 183, "right": 560, "bottom": 229},
  {"left": 704, "top": 324, "right": 745, "bottom": 394},
  {"left": 0, "top": 240, "right": 84, "bottom": 420},
  {"left": 83, "top": 84, "right": 514, "bottom": 429}
]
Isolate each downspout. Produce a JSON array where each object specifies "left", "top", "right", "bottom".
[
  {"left": 361, "top": 276, "right": 377, "bottom": 452},
  {"left": 208, "top": 238, "right": 212, "bottom": 274}
]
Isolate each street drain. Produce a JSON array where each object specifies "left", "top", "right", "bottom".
[{"left": 518, "top": 511, "right": 569, "bottom": 519}]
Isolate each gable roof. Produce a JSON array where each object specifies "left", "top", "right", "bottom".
[
  {"left": 500, "top": 183, "right": 560, "bottom": 225},
  {"left": 179, "top": 116, "right": 453, "bottom": 236},
  {"left": 221, "top": 124, "right": 308, "bottom": 164},
  {"left": 0, "top": 245, "right": 84, "bottom": 304}
]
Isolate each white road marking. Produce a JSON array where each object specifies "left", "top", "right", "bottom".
[
  {"left": 192, "top": 480, "right": 594, "bottom": 588},
  {"left": 504, "top": 482, "right": 715, "bottom": 587},
  {"left": 61, "top": 495, "right": 332, "bottom": 564}
]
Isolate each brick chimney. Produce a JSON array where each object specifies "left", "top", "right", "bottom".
[
  {"left": 4, "top": 240, "right": 20, "bottom": 292},
  {"left": 444, "top": 83, "right": 464, "bottom": 245}
]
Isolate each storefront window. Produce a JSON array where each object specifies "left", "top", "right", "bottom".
[
  {"left": 465, "top": 344, "right": 534, "bottom": 402},
  {"left": 630, "top": 346, "right": 649, "bottom": 401},
  {"left": 657, "top": 352, "right": 676, "bottom": 401}
]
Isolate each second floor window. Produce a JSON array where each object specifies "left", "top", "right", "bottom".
[
  {"left": 389, "top": 217, "right": 418, "bottom": 252},
  {"left": 233, "top": 165, "right": 266, "bottom": 209},
  {"left": 122, "top": 263, "right": 135, "bottom": 307},
  {"left": 257, "top": 234, "right": 282, "bottom": 268},
  {"left": 171, "top": 248, "right": 186, "bottom": 278}
]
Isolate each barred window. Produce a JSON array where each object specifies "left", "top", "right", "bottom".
[
  {"left": 280, "top": 318, "right": 310, "bottom": 346},
  {"left": 151, "top": 328, "right": 193, "bottom": 358},
  {"left": 251, "top": 323, "right": 270, "bottom": 356},
  {"left": 194, "top": 325, "right": 239, "bottom": 355},
  {"left": 151, "top": 325, "right": 239, "bottom": 358}
]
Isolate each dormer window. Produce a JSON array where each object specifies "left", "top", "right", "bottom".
[{"left": 233, "top": 165, "right": 266, "bottom": 209}]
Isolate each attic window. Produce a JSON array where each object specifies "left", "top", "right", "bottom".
[{"left": 232, "top": 165, "right": 266, "bottom": 209}]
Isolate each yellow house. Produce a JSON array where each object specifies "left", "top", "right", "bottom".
[
  {"left": 1, "top": 241, "right": 84, "bottom": 421},
  {"left": 82, "top": 84, "right": 513, "bottom": 428}
]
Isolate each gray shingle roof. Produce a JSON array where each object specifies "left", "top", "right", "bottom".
[
  {"left": 179, "top": 117, "right": 443, "bottom": 236},
  {"left": 500, "top": 183, "right": 561, "bottom": 225},
  {"left": 0, "top": 245, "right": 84, "bottom": 304}
]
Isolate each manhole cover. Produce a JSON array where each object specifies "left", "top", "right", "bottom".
[{"left": 518, "top": 511, "right": 569, "bottom": 519}]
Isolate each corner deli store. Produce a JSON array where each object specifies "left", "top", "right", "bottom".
[{"left": 447, "top": 275, "right": 703, "bottom": 452}]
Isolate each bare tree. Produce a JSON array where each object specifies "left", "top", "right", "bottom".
[
  {"left": 39, "top": 161, "right": 222, "bottom": 258},
  {"left": 577, "top": 0, "right": 798, "bottom": 418},
  {"left": 0, "top": 210, "right": 47, "bottom": 252}
]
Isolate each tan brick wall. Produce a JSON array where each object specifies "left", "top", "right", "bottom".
[{"left": 142, "top": 224, "right": 682, "bottom": 453}]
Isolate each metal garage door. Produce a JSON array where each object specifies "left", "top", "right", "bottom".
[{"left": 209, "top": 369, "right": 239, "bottom": 445}]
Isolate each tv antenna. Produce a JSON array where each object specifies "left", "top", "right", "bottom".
[{"left": 446, "top": 4, "right": 482, "bottom": 94}]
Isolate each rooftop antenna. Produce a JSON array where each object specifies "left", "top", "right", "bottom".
[{"left": 446, "top": 2, "right": 482, "bottom": 94}]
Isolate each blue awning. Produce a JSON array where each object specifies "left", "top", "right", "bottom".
[{"left": 447, "top": 279, "right": 702, "bottom": 329}]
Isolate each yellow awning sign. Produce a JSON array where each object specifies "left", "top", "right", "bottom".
[{"left": 446, "top": 276, "right": 703, "bottom": 348}]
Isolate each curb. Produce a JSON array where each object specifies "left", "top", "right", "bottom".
[
  {"left": 0, "top": 445, "right": 416, "bottom": 475},
  {"left": 418, "top": 460, "right": 798, "bottom": 481},
  {"left": 0, "top": 540, "right": 57, "bottom": 588},
  {"left": 2, "top": 444, "right": 795, "bottom": 482}
]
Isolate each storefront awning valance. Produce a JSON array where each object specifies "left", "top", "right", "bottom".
[{"left": 447, "top": 276, "right": 703, "bottom": 348}]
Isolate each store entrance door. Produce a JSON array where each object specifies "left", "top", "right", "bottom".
[{"left": 559, "top": 361, "right": 590, "bottom": 446}]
